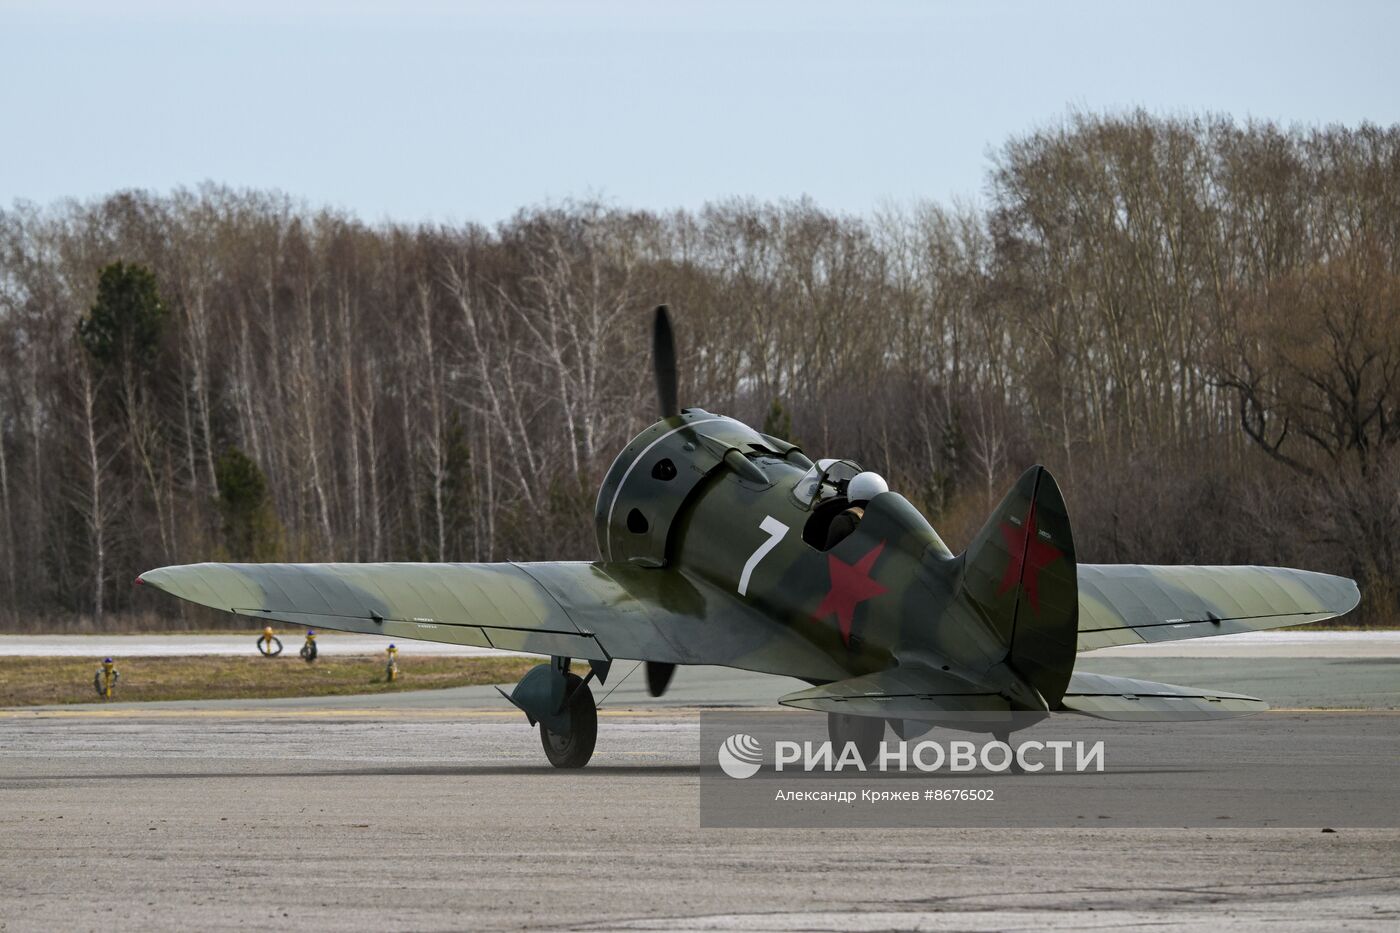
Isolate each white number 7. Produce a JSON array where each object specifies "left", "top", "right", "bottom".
[{"left": 738, "top": 515, "right": 789, "bottom": 596}]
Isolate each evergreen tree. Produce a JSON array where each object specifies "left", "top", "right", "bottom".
[
  {"left": 438, "top": 415, "right": 475, "bottom": 559},
  {"left": 215, "top": 446, "right": 283, "bottom": 561},
  {"left": 76, "top": 261, "right": 167, "bottom": 375},
  {"left": 762, "top": 398, "right": 795, "bottom": 445}
]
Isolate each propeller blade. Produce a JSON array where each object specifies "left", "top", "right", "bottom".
[
  {"left": 653, "top": 305, "right": 679, "bottom": 418},
  {"left": 646, "top": 661, "right": 676, "bottom": 698}
]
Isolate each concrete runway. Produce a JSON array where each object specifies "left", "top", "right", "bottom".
[
  {"left": 1, "top": 708, "right": 1397, "bottom": 932},
  {"left": 2, "top": 643, "right": 1397, "bottom": 930}
]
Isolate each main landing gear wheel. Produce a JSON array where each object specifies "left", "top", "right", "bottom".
[
  {"left": 827, "top": 712, "right": 884, "bottom": 766},
  {"left": 540, "top": 672, "right": 597, "bottom": 769}
]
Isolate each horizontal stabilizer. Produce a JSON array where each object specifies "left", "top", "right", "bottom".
[
  {"left": 1062, "top": 671, "right": 1268, "bottom": 721},
  {"left": 779, "top": 666, "right": 1009, "bottom": 720}
]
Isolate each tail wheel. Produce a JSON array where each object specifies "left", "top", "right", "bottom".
[
  {"left": 827, "top": 712, "right": 884, "bottom": 766},
  {"left": 540, "top": 672, "right": 597, "bottom": 769}
]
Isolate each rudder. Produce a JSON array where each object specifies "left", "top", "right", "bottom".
[{"left": 960, "top": 465, "right": 1078, "bottom": 707}]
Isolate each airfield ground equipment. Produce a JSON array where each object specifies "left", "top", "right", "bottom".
[
  {"left": 93, "top": 658, "right": 119, "bottom": 699},
  {"left": 257, "top": 626, "right": 282, "bottom": 658},
  {"left": 385, "top": 644, "right": 399, "bottom": 682},
  {"left": 137, "top": 305, "right": 1361, "bottom": 769},
  {"left": 300, "top": 630, "right": 318, "bottom": 663}
]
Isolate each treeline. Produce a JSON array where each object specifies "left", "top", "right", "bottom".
[{"left": 0, "top": 111, "right": 1396, "bottom": 630}]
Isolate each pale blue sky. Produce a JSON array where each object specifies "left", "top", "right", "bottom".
[{"left": 2, "top": 0, "right": 1397, "bottom": 224}]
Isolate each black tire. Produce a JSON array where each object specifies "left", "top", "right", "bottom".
[
  {"left": 827, "top": 712, "right": 884, "bottom": 766},
  {"left": 540, "top": 673, "right": 597, "bottom": 769},
  {"left": 258, "top": 636, "right": 283, "bottom": 657}
]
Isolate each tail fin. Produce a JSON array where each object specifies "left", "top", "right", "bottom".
[{"left": 960, "top": 465, "right": 1078, "bottom": 706}]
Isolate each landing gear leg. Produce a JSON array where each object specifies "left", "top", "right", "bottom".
[
  {"left": 539, "top": 662, "right": 598, "bottom": 769},
  {"left": 827, "top": 712, "right": 884, "bottom": 767},
  {"left": 993, "top": 728, "right": 1024, "bottom": 774}
]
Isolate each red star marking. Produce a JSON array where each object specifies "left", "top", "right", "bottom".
[
  {"left": 814, "top": 542, "right": 888, "bottom": 646},
  {"left": 997, "top": 502, "right": 1063, "bottom": 616}
]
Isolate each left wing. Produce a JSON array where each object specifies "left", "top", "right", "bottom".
[
  {"left": 138, "top": 561, "right": 850, "bottom": 682},
  {"left": 1077, "top": 564, "right": 1359, "bottom": 651}
]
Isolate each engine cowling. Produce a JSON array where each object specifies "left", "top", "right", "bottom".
[{"left": 593, "top": 410, "right": 805, "bottom": 564}]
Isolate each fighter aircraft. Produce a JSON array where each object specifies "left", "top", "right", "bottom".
[{"left": 137, "top": 307, "right": 1360, "bottom": 768}]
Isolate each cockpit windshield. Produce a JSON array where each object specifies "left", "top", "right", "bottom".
[{"left": 791, "top": 458, "right": 863, "bottom": 509}]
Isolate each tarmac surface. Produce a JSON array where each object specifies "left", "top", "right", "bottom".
[{"left": 2, "top": 637, "right": 1397, "bottom": 930}]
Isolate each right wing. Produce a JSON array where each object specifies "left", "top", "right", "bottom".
[
  {"left": 1077, "top": 564, "right": 1359, "bottom": 651},
  {"left": 138, "top": 561, "right": 850, "bottom": 682}
]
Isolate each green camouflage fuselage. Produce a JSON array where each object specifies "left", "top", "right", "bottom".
[{"left": 593, "top": 410, "right": 1055, "bottom": 710}]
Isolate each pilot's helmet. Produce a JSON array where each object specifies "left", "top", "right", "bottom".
[{"left": 847, "top": 472, "right": 889, "bottom": 503}]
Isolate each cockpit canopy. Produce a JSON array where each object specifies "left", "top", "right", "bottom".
[{"left": 791, "top": 458, "right": 863, "bottom": 510}]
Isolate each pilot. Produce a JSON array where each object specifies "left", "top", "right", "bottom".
[{"left": 823, "top": 471, "right": 889, "bottom": 550}]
